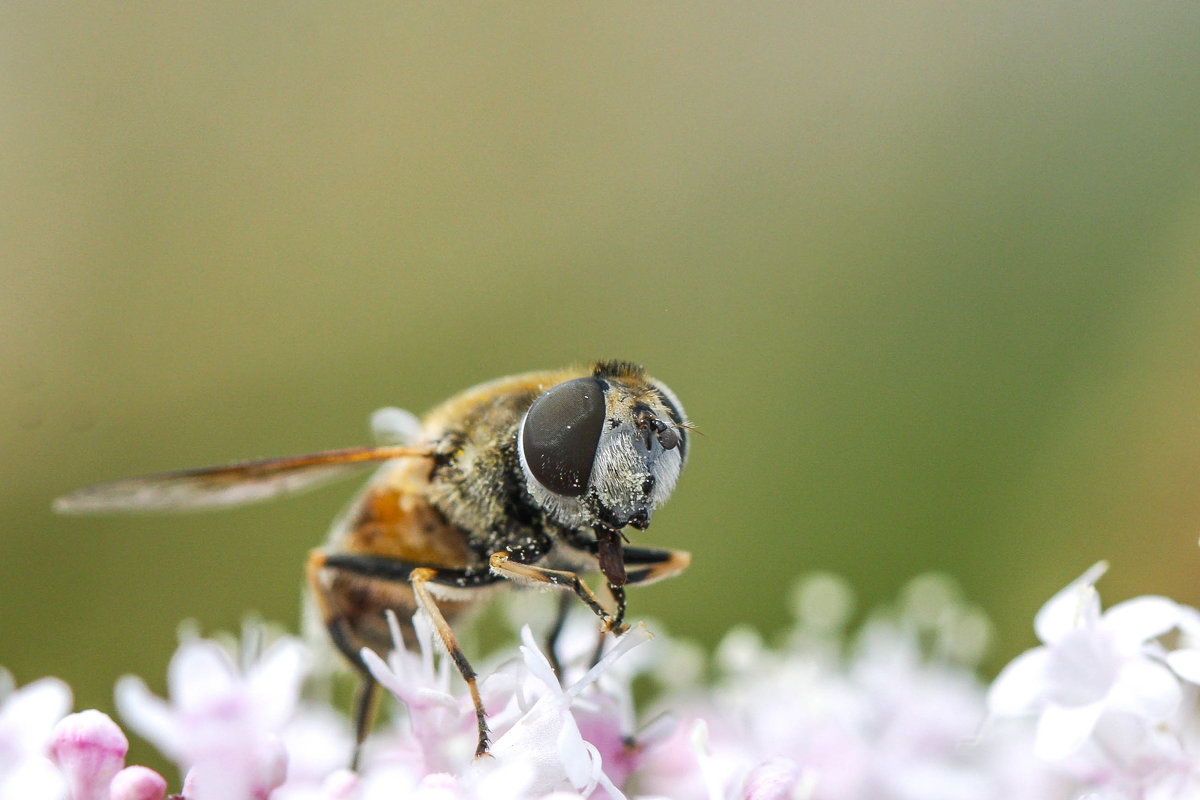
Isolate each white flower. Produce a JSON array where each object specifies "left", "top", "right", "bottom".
[
  {"left": 481, "top": 623, "right": 650, "bottom": 799},
  {"left": 276, "top": 705, "right": 355, "bottom": 790},
  {"left": 362, "top": 606, "right": 654, "bottom": 800},
  {"left": 1163, "top": 604, "right": 1200, "bottom": 685},
  {"left": 0, "top": 670, "right": 72, "bottom": 800},
  {"left": 115, "top": 630, "right": 309, "bottom": 800},
  {"left": 35, "top": 562, "right": 1200, "bottom": 799},
  {"left": 987, "top": 562, "right": 1183, "bottom": 760},
  {"left": 360, "top": 610, "right": 477, "bottom": 774},
  {"left": 637, "top": 575, "right": 1059, "bottom": 800}
]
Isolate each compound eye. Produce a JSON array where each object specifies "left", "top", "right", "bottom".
[{"left": 521, "top": 377, "right": 606, "bottom": 497}]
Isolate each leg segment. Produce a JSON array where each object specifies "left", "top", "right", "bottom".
[
  {"left": 349, "top": 676, "right": 378, "bottom": 771},
  {"left": 409, "top": 567, "right": 491, "bottom": 757},
  {"left": 488, "top": 552, "right": 626, "bottom": 633},
  {"left": 544, "top": 591, "right": 572, "bottom": 676},
  {"left": 586, "top": 545, "right": 689, "bottom": 666}
]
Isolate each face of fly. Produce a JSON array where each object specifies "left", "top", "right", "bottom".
[{"left": 517, "top": 364, "right": 688, "bottom": 537}]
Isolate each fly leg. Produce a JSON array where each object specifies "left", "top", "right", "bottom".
[
  {"left": 408, "top": 566, "right": 493, "bottom": 757},
  {"left": 307, "top": 549, "right": 503, "bottom": 764},
  {"left": 488, "top": 552, "right": 626, "bottom": 633}
]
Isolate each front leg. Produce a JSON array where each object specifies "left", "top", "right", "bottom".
[{"left": 488, "top": 552, "right": 628, "bottom": 634}]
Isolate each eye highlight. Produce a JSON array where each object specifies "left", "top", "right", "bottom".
[{"left": 521, "top": 377, "right": 606, "bottom": 497}]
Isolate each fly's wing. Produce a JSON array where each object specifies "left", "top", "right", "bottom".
[{"left": 53, "top": 444, "right": 432, "bottom": 514}]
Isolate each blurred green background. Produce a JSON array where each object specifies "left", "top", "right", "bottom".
[{"left": 4, "top": 0, "right": 1200, "bottom": 756}]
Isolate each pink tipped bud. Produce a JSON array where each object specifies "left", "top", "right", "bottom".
[
  {"left": 48, "top": 710, "right": 129, "bottom": 800},
  {"left": 110, "top": 766, "right": 169, "bottom": 800}
]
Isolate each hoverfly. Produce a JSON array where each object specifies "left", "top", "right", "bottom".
[{"left": 55, "top": 361, "right": 691, "bottom": 764}]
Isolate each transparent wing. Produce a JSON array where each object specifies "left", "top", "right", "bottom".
[{"left": 53, "top": 444, "right": 431, "bottom": 514}]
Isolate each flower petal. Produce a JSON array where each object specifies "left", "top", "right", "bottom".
[
  {"left": 743, "top": 756, "right": 803, "bottom": 800},
  {"left": 168, "top": 641, "right": 237, "bottom": 714},
  {"left": 1034, "top": 702, "right": 1104, "bottom": 760},
  {"left": 1166, "top": 648, "right": 1200, "bottom": 684},
  {"left": 1102, "top": 596, "right": 1181, "bottom": 651},
  {"left": 1042, "top": 628, "right": 1119, "bottom": 707},
  {"left": 246, "top": 639, "right": 308, "bottom": 730},
  {"left": 986, "top": 648, "right": 1050, "bottom": 716},
  {"left": 0, "top": 755, "right": 70, "bottom": 800},
  {"left": 1034, "top": 562, "right": 1107, "bottom": 644},
  {"left": 556, "top": 722, "right": 595, "bottom": 792},
  {"left": 519, "top": 626, "right": 563, "bottom": 694},
  {"left": 0, "top": 677, "right": 72, "bottom": 747},
  {"left": 114, "top": 676, "right": 182, "bottom": 759},
  {"left": 565, "top": 623, "right": 653, "bottom": 701},
  {"left": 1108, "top": 659, "right": 1181, "bottom": 722}
]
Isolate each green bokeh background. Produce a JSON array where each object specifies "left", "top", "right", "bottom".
[{"left": 4, "top": 0, "right": 1200, "bottom": 766}]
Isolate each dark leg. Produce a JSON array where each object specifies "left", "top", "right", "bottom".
[
  {"left": 589, "top": 625, "right": 608, "bottom": 668},
  {"left": 350, "top": 675, "right": 378, "bottom": 770},
  {"left": 587, "top": 583, "right": 627, "bottom": 667},
  {"left": 610, "top": 584, "right": 628, "bottom": 631},
  {"left": 545, "top": 591, "right": 571, "bottom": 676}
]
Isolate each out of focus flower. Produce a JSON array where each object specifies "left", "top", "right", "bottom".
[
  {"left": 987, "top": 562, "right": 1200, "bottom": 797},
  {"left": 115, "top": 627, "right": 308, "bottom": 800},
  {"left": 0, "top": 669, "right": 72, "bottom": 800},
  {"left": 987, "top": 562, "right": 1182, "bottom": 760},
  {"left": 636, "top": 574, "right": 1051, "bottom": 800},
  {"left": 108, "top": 766, "right": 168, "bottom": 800},
  {"left": 47, "top": 710, "right": 167, "bottom": 800}
]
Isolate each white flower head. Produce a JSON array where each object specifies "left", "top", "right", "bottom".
[
  {"left": 987, "top": 562, "right": 1184, "bottom": 760},
  {"left": 481, "top": 623, "right": 651, "bottom": 800}
]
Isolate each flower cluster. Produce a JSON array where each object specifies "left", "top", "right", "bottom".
[
  {"left": 5, "top": 565, "right": 1200, "bottom": 799},
  {"left": 0, "top": 671, "right": 166, "bottom": 800},
  {"left": 632, "top": 573, "right": 1054, "bottom": 800},
  {"left": 987, "top": 562, "right": 1200, "bottom": 797}
]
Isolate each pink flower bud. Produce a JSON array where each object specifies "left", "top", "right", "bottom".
[
  {"left": 110, "top": 765, "right": 169, "bottom": 800},
  {"left": 48, "top": 710, "right": 129, "bottom": 800}
]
